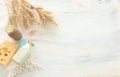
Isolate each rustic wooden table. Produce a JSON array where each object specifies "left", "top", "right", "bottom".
[{"left": 0, "top": 0, "right": 120, "bottom": 77}]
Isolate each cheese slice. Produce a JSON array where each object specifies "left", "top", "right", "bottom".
[{"left": 0, "top": 40, "right": 18, "bottom": 66}]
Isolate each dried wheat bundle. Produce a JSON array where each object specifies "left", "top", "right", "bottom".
[{"left": 6, "top": 0, "right": 57, "bottom": 29}]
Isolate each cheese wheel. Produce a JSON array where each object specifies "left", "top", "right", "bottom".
[{"left": 0, "top": 40, "right": 18, "bottom": 66}]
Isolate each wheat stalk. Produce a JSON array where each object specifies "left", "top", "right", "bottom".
[{"left": 5, "top": 0, "right": 57, "bottom": 29}]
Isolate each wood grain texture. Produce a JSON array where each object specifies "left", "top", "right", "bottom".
[{"left": 0, "top": 0, "right": 120, "bottom": 77}]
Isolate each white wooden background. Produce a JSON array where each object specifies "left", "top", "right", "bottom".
[{"left": 1, "top": 0, "right": 120, "bottom": 77}]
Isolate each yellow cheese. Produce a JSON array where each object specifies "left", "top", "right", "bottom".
[{"left": 0, "top": 40, "right": 18, "bottom": 66}]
